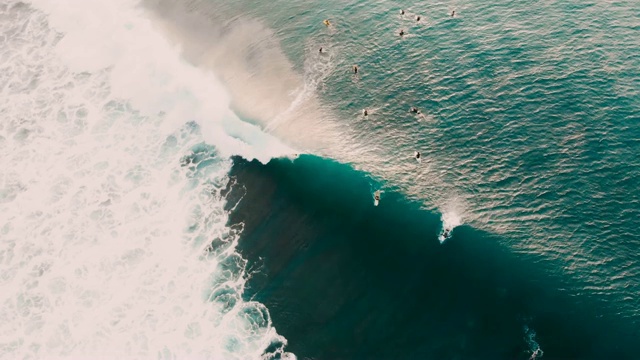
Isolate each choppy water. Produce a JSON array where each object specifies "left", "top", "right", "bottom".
[{"left": 1, "top": 0, "right": 639, "bottom": 359}]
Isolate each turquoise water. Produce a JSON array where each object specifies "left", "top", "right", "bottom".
[
  {"left": 145, "top": 0, "right": 640, "bottom": 357},
  {"left": 224, "top": 155, "right": 638, "bottom": 358}
]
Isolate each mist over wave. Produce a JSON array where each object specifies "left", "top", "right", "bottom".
[{"left": 140, "top": 0, "right": 352, "bottom": 155}]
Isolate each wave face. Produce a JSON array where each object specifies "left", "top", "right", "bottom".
[
  {"left": 225, "top": 155, "right": 640, "bottom": 359},
  {"left": 0, "top": 1, "right": 292, "bottom": 359}
]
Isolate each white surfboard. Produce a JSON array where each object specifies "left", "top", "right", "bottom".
[{"left": 373, "top": 190, "right": 381, "bottom": 206}]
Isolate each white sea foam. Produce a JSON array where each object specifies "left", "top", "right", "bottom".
[
  {"left": 29, "top": 0, "right": 295, "bottom": 164},
  {"left": 438, "top": 204, "right": 463, "bottom": 243},
  {"left": 524, "top": 325, "right": 544, "bottom": 360},
  {"left": 0, "top": 1, "right": 292, "bottom": 358}
]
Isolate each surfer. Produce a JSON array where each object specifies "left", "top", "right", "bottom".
[
  {"left": 451, "top": 10, "right": 455, "bottom": 17},
  {"left": 373, "top": 190, "right": 381, "bottom": 206},
  {"left": 319, "top": 47, "right": 323, "bottom": 53},
  {"left": 410, "top": 107, "right": 420, "bottom": 114},
  {"left": 443, "top": 229, "right": 450, "bottom": 238},
  {"left": 353, "top": 65, "right": 358, "bottom": 74},
  {"left": 401, "top": 9, "right": 405, "bottom": 15},
  {"left": 414, "top": 151, "right": 421, "bottom": 160},
  {"left": 399, "top": 29, "right": 405, "bottom": 36},
  {"left": 416, "top": 16, "right": 421, "bottom": 22},
  {"left": 363, "top": 109, "right": 368, "bottom": 116}
]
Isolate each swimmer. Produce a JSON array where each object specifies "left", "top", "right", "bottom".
[{"left": 353, "top": 65, "right": 358, "bottom": 74}]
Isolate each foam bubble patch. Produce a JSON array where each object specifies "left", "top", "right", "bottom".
[{"left": 0, "top": 1, "right": 292, "bottom": 358}]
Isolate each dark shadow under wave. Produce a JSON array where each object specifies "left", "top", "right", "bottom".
[{"left": 223, "top": 155, "right": 639, "bottom": 359}]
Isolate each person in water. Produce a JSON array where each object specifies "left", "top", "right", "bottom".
[
  {"left": 410, "top": 107, "right": 420, "bottom": 114},
  {"left": 415, "top": 151, "right": 421, "bottom": 160},
  {"left": 451, "top": 10, "right": 455, "bottom": 17},
  {"left": 353, "top": 65, "right": 358, "bottom": 74},
  {"left": 416, "top": 16, "right": 421, "bottom": 22},
  {"left": 399, "top": 29, "right": 405, "bottom": 36},
  {"left": 401, "top": 9, "right": 405, "bottom": 15},
  {"left": 363, "top": 109, "right": 368, "bottom": 116},
  {"left": 319, "top": 47, "right": 323, "bottom": 53},
  {"left": 375, "top": 194, "right": 380, "bottom": 201}
]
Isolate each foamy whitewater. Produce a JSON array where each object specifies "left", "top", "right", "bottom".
[{"left": 0, "top": 1, "right": 293, "bottom": 358}]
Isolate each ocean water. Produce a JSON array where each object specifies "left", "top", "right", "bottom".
[{"left": 1, "top": 0, "right": 639, "bottom": 359}]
